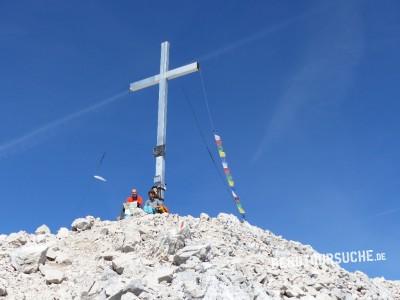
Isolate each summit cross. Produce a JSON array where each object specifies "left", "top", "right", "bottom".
[{"left": 130, "top": 41, "right": 199, "bottom": 199}]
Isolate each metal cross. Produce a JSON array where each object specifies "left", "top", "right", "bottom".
[{"left": 130, "top": 41, "right": 199, "bottom": 199}]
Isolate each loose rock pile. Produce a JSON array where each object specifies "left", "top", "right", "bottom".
[{"left": 0, "top": 211, "right": 399, "bottom": 299}]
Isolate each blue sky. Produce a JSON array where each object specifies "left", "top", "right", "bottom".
[{"left": 0, "top": 1, "right": 399, "bottom": 279}]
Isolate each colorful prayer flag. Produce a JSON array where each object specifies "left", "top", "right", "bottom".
[{"left": 213, "top": 133, "right": 245, "bottom": 217}]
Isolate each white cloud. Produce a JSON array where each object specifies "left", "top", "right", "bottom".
[{"left": 0, "top": 90, "right": 129, "bottom": 159}]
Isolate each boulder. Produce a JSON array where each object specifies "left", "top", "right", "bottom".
[
  {"left": 130, "top": 207, "right": 147, "bottom": 218},
  {"left": 35, "top": 224, "right": 51, "bottom": 235},
  {"left": 100, "top": 228, "right": 109, "bottom": 235},
  {"left": 108, "top": 279, "right": 146, "bottom": 300},
  {"left": 121, "top": 292, "right": 140, "bottom": 300},
  {"left": 284, "top": 286, "right": 305, "bottom": 297},
  {"left": 71, "top": 217, "right": 95, "bottom": 232},
  {"left": 0, "top": 234, "right": 6, "bottom": 246},
  {"left": 55, "top": 252, "right": 72, "bottom": 265},
  {"left": 200, "top": 212, "right": 210, "bottom": 221},
  {"left": 158, "top": 229, "right": 186, "bottom": 255},
  {"left": 104, "top": 278, "right": 125, "bottom": 297},
  {"left": 0, "top": 279, "right": 7, "bottom": 296},
  {"left": 121, "top": 231, "right": 141, "bottom": 253},
  {"left": 144, "top": 266, "right": 176, "bottom": 284},
  {"left": 35, "top": 234, "right": 48, "bottom": 243},
  {"left": 46, "top": 248, "right": 58, "bottom": 261},
  {"left": 173, "top": 244, "right": 211, "bottom": 266},
  {"left": 112, "top": 257, "right": 125, "bottom": 275},
  {"left": 40, "top": 265, "right": 66, "bottom": 284},
  {"left": 57, "top": 227, "right": 70, "bottom": 238},
  {"left": 157, "top": 267, "right": 175, "bottom": 284},
  {"left": 10, "top": 244, "right": 48, "bottom": 274},
  {"left": 124, "top": 279, "right": 146, "bottom": 296},
  {"left": 7, "top": 231, "right": 28, "bottom": 247}
]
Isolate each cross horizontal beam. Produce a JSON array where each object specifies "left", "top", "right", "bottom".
[{"left": 129, "top": 62, "right": 199, "bottom": 92}]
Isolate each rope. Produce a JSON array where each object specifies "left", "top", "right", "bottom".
[
  {"left": 180, "top": 88, "right": 234, "bottom": 200},
  {"left": 199, "top": 70, "right": 216, "bottom": 132},
  {"left": 197, "top": 69, "right": 246, "bottom": 220}
]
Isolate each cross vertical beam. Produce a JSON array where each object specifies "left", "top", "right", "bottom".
[
  {"left": 129, "top": 41, "right": 199, "bottom": 200},
  {"left": 155, "top": 41, "right": 169, "bottom": 196}
]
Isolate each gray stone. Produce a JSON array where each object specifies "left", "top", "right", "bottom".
[
  {"left": 100, "top": 228, "right": 109, "bottom": 235},
  {"left": 112, "top": 258, "right": 125, "bottom": 275}
]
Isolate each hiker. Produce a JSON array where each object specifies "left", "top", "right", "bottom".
[
  {"left": 143, "top": 189, "right": 169, "bottom": 214},
  {"left": 126, "top": 188, "right": 143, "bottom": 208},
  {"left": 119, "top": 188, "right": 143, "bottom": 219}
]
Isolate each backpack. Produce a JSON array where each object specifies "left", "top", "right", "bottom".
[
  {"left": 155, "top": 205, "right": 169, "bottom": 214},
  {"left": 143, "top": 205, "right": 155, "bottom": 214}
]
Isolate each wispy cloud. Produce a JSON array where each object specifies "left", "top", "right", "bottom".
[
  {"left": 198, "top": 5, "right": 329, "bottom": 62},
  {"left": 0, "top": 90, "right": 129, "bottom": 159},
  {"left": 252, "top": 3, "right": 365, "bottom": 162},
  {"left": 375, "top": 208, "right": 400, "bottom": 218}
]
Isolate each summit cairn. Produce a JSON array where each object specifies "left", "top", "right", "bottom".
[{"left": 0, "top": 212, "right": 399, "bottom": 299}]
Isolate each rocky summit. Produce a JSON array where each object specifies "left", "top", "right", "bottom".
[{"left": 0, "top": 210, "right": 399, "bottom": 300}]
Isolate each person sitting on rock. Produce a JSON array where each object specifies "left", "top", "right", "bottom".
[
  {"left": 119, "top": 188, "right": 144, "bottom": 219},
  {"left": 126, "top": 188, "right": 143, "bottom": 208},
  {"left": 143, "top": 190, "right": 169, "bottom": 214}
]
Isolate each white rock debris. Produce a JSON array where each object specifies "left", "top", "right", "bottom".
[
  {"left": 0, "top": 212, "right": 398, "bottom": 299},
  {"left": 35, "top": 224, "right": 51, "bottom": 235}
]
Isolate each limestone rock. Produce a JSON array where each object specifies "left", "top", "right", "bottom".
[
  {"left": 35, "top": 224, "right": 51, "bottom": 235},
  {"left": 10, "top": 244, "right": 48, "bottom": 274},
  {"left": 200, "top": 212, "right": 210, "bottom": 221},
  {"left": 0, "top": 279, "right": 7, "bottom": 296},
  {"left": 1, "top": 213, "right": 400, "bottom": 299},
  {"left": 158, "top": 228, "right": 186, "bottom": 255},
  {"left": 7, "top": 231, "right": 28, "bottom": 247},
  {"left": 121, "top": 292, "right": 139, "bottom": 300},
  {"left": 112, "top": 257, "right": 126, "bottom": 275},
  {"left": 40, "top": 265, "right": 66, "bottom": 284},
  {"left": 121, "top": 231, "right": 141, "bottom": 253},
  {"left": 46, "top": 247, "right": 58, "bottom": 261},
  {"left": 57, "top": 227, "right": 69, "bottom": 239},
  {"left": 71, "top": 217, "right": 94, "bottom": 232},
  {"left": 55, "top": 252, "right": 72, "bottom": 265},
  {"left": 0, "top": 234, "right": 6, "bottom": 246},
  {"left": 124, "top": 279, "right": 146, "bottom": 296},
  {"left": 173, "top": 244, "right": 211, "bottom": 265}
]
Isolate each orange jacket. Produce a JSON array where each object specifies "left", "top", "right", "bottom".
[{"left": 126, "top": 195, "right": 143, "bottom": 207}]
